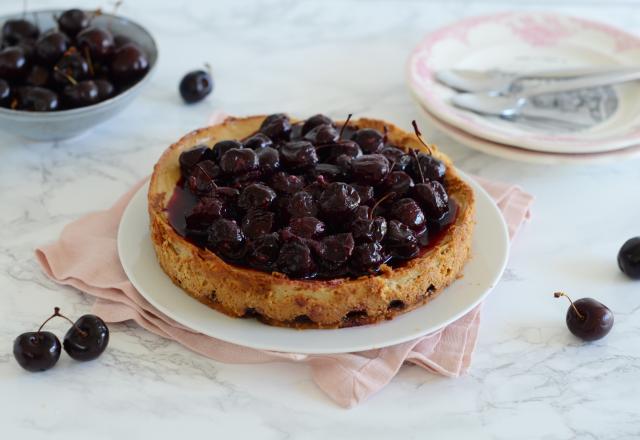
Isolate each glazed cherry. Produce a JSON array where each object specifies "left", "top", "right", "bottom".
[
  {"left": 301, "top": 114, "right": 334, "bottom": 135},
  {"left": 554, "top": 292, "right": 614, "bottom": 341},
  {"left": 187, "top": 160, "right": 219, "bottom": 195},
  {"left": 382, "top": 171, "right": 414, "bottom": 199},
  {"left": 179, "top": 69, "right": 213, "bottom": 104},
  {"left": 320, "top": 139, "right": 362, "bottom": 163},
  {"left": 2, "top": 19, "right": 39, "bottom": 45},
  {"left": 246, "top": 233, "right": 280, "bottom": 270},
  {"left": 308, "top": 163, "right": 343, "bottom": 181},
  {"left": 351, "top": 184, "right": 374, "bottom": 205},
  {"left": 289, "top": 216, "right": 326, "bottom": 238},
  {"left": 110, "top": 43, "right": 149, "bottom": 84},
  {"left": 353, "top": 128, "right": 384, "bottom": 154},
  {"left": 414, "top": 180, "right": 449, "bottom": 220},
  {"left": 212, "top": 140, "right": 242, "bottom": 162},
  {"left": 219, "top": 148, "right": 258, "bottom": 175},
  {"left": 13, "top": 331, "right": 61, "bottom": 372},
  {"left": 63, "top": 314, "right": 110, "bottom": 361},
  {"left": 256, "top": 147, "right": 280, "bottom": 175},
  {"left": 318, "top": 182, "right": 360, "bottom": 217},
  {"left": 381, "top": 146, "right": 411, "bottom": 171},
  {"left": 238, "top": 183, "right": 277, "bottom": 210},
  {"left": 179, "top": 145, "right": 214, "bottom": 176},
  {"left": 0, "top": 79, "right": 10, "bottom": 107},
  {"left": 244, "top": 133, "right": 273, "bottom": 150},
  {"left": 62, "top": 80, "right": 100, "bottom": 108},
  {"left": 319, "top": 233, "right": 355, "bottom": 269},
  {"left": 411, "top": 152, "right": 446, "bottom": 182},
  {"left": 77, "top": 27, "right": 115, "bottom": 61},
  {"left": 270, "top": 171, "right": 305, "bottom": 194},
  {"left": 259, "top": 113, "right": 291, "bottom": 142},
  {"left": 24, "top": 65, "right": 50, "bottom": 87},
  {"left": 35, "top": 31, "right": 69, "bottom": 65},
  {"left": 304, "top": 123, "right": 339, "bottom": 145},
  {"left": 15, "top": 86, "right": 59, "bottom": 111},
  {"left": 350, "top": 242, "right": 386, "bottom": 274},
  {"left": 94, "top": 79, "right": 115, "bottom": 100},
  {"left": 386, "top": 220, "right": 419, "bottom": 259},
  {"left": 53, "top": 52, "right": 89, "bottom": 85},
  {"left": 389, "top": 198, "right": 425, "bottom": 231},
  {"left": 186, "top": 197, "right": 226, "bottom": 230},
  {"left": 287, "top": 191, "right": 318, "bottom": 218},
  {"left": 280, "top": 140, "right": 318, "bottom": 170},
  {"left": 618, "top": 237, "right": 640, "bottom": 279},
  {"left": 242, "top": 209, "right": 275, "bottom": 239},
  {"left": 57, "top": 9, "right": 90, "bottom": 37},
  {"left": 0, "top": 47, "right": 29, "bottom": 80},
  {"left": 207, "top": 218, "right": 245, "bottom": 260},
  {"left": 277, "top": 239, "right": 315, "bottom": 278},
  {"left": 350, "top": 154, "right": 390, "bottom": 185},
  {"left": 351, "top": 206, "right": 387, "bottom": 243}
]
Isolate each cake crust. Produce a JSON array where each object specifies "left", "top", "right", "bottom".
[{"left": 148, "top": 116, "right": 475, "bottom": 329}]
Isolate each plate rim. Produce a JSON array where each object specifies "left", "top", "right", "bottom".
[
  {"left": 117, "top": 172, "right": 509, "bottom": 354},
  {"left": 407, "top": 11, "right": 640, "bottom": 154}
]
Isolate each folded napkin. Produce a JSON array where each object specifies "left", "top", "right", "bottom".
[{"left": 35, "top": 131, "right": 533, "bottom": 409}]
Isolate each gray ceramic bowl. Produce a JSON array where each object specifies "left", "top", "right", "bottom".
[{"left": 0, "top": 10, "right": 158, "bottom": 141}]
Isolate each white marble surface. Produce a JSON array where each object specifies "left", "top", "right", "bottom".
[{"left": 2, "top": 0, "right": 640, "bottom": 438}]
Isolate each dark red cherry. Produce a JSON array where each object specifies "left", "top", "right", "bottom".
[
  {"left": 277, "top": 239, "right": 315, "bottom": 278},
  {"left": 411, "top": 152, "right": 446, "bottom": 182},
  {"left": 57, "top": 9, "right": 90, "bottom": 37},
  {"left": 618, "top": 237, "right": 640, "bottom": 279},
  {"left": 351, "top": 207, "right": 387, "bottom": 243},
  {"left": 244, "top": 133, "right": 272, "bottom": 150},
  {"left": 301, "top": 114, "right": 334, "bottom": 135},
  {"left": 287, "top": 191, "right": 317, "bottom": 218},
  {"left": 2, "top": 19, "right": 39, "bottom": 45},
  {"left": 77, "top": 27, "right": 115, "bottom": 61},
  {"left": 219, "top": 148, "right": 258, "bottom": 175},
  {"left": 351, "top": 184, "right": 374, "bottom": 205},
  {"left": 280, "top": 140, "right": 318, "bottom": 170},
  {"left": 185, "top": 197, "right": 226, "bottom": 230},
  {"left": 385, "top": 220, "right": 419, "bottom": 259},
  {"left": 259, "top": 113, "right": 291, "bottom": 142},
  {"left": 13, "top": 331, "right": 61, "bottom": 372},
  {"left": 353, "top": 128, "right": 384, "bottom": 154},
  {"left": 350, "top": 242, "right": 386, "bottom": 274},
  {"left": 207, "top": 218, "right": 245, "bottom": 260},
  {"left": 414, "top": 181, "right": 449, "bottom": 220},
  {"left": 382, "top": 171, "right": 414, "bottom": 199},
  {"left": 554, "top": 292, "right": 613, "bottom": 341},
  {"left": 304, "top": 123, "right": 339, "bottom": 145},
  {"left": 308, "top": 163, "right": 343, "bottom": 181},
  {"left": 241, "top": 209, "right": 275, "bottom": 239},
  {"left": 270, "top": 171, "right": 305, "bottom": 194},
  {"left": 35, "top": 31, "right": 69, "bottom": 65},
  {"left": 24, "top": 64, "right": 50, "bottom": 87},
  {"left": 351, "top": 154, "right": 390, "bottom": 185},
  {"left": 212, "top": 140, "right": 242, "bottom": 163},
  {"left": 0, "top": 79, "right": 10, "bottom": 107},
  {"left": 53, "top": 52, "right": 89, "bottom": 85},
  {"left": 238, "top": 183, "right": 277, "bottom": 210},
  {"left": 320, "top": 139, "right": 362, "bottom": 164},
  {"left": 94, "top": 79, "right": 115, "bottom": 100},
  {"left": 179, "top": 145, "right": 214, "bottom": 176},
  {"left": 246, "top": 233, "right": 280, "bottom": 270},
  {"left": 256, "top": 146, "right": 280, "bottom": 175},
  {"left": 62, "top": 80, "right": 100, "bottom": 108},
  {"left": 318, "top": 182, "right": 360, "bottom": 217},
  {"left": 289, "top": 216, "right": 326, "bottom": 238},
  {"left": 110, "top": 43, "right": 149, "bottom": 84},
  {"left": 381, "top": 146, "right": 411, "bottom": 171},
  {"left": 0, "top": 47, "right": 29, "bottom": 80},
  {"left": 187, "top": 160, "right": 219, "bottom": 195},
  {"left": 179, "top": 69, "right": 213, "bottom": 104},
  {"left": 63, "top": 314, "right": 109, "bottom": 361},
  {"left": 14, "top": 86, "right": 59, "bottom": 111},
  {"left": 389, "top": 198, "right": 425, "bottom": 231},
  {"left": 319, "top": 233, "right": 354, "bottom": 269}
]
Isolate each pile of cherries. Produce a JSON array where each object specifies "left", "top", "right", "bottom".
[
  {"left": 169, "top": 113, "right": 456, "bottom": 280},
  {"left": 0, "top": 8, "right": 149, "bottom": 111}
]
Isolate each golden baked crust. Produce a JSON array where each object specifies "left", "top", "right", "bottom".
[{"left": 148, "top": 116, "right": 475, "bottom": 328}]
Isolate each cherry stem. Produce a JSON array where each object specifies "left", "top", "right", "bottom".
[
  {"left": 411, "top": 149, "right": 426, "bottom": 184},
  {"left": 339, "top": 113, "right": 353, "bottom": 139},
  {"left": 411, "top": 120, "right": 433, "bottom": 156},
  {"left": 370, "top": 191, "right": 396, "bottom": 219},
  {"left": 54, "top": 66, "right": 78, "bottom": 86},
  {"left": 554, "top": 292, "right": 585, "bottom": 320},
  {"left": 37, "top": 307, "right": 88, "bottom": 337},
  {"left": 84, "top": 47, "right": 95, "bottom": 77}
]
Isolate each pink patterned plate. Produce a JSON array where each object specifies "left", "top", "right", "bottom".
[{"left": 408, "top": 12, "right": 640, "bottom": 154}]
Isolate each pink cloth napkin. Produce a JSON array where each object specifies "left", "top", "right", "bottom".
[{"left": 34, "top": 128, "right": 533, "bottom": 409}]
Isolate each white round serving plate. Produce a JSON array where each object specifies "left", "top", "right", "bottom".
[
  {"left": 408, "top": 12, "right": 640, "bottom": 154},
  {"left": 118, "top": 173, "right": 509, "bottom": 354},
  {"left": 418, "top": 102, "right": 640, "bottom": 165}
]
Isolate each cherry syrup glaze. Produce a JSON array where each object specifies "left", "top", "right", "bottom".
[{"left": 166, "top": 114, "right": 457, "bottom": 280}]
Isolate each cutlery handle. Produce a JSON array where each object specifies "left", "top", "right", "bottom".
[{"left": 520, "top": 69, "right": 640, "bottom": 97}]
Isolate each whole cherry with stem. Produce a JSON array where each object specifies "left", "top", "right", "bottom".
[{"left": 554, "top": 292, "right": 613, "bottom": 341}]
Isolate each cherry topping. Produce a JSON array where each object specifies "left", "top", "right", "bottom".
[
  {"left": 353, "top": 128, "right": 384, "bottom": 154},
  {"left": 287, "top": 191, "right": 318, "bottom": 218},
  {"left": 256, "top": 146, "right": 281, "bottom": 175},
  {"left": 277, "top": 239, "right": 315, "bottom": 278},
  {"left": 259, "top": 113, "right": 291, "bottom": 142},
  {"left": 241, "top": 209, "right": 275, "bottom": 239},
  {"left": 350, "top": 242, "right": 386, "bottom": 274},
  {"left": 244, "top": 133, "right": 273, "bottom": 150},
  {"left": 57, "top": 9, "right": 90, "bottom": 37},
  {"left": 0, "top": 47, "right": 29, "bottom": 80},
  {"left": 219, "top": 148, "right": 258, "bottom": 175},
  {"left": 414, "top": 180, "right": 449, "bottom": 220},
  {"left": 382, "top": 171, "right": 414, "bottom": 199},
  {"left": 303, "top": 123, "right": 339, "bottom": 145},
  {"left": 187, "top": 160, "right": 219, "bottom": 195},
  {"left": 186, "top": 197, "right": 226, "bottom": 230},
  {"left": 270, "top": 171, "right": 305, "bottom": 194},
  {"left": 246, "top": 233, "right": 280, "bottom": 270},
  {"left": 280, "top": 140, "right": 319, "bottom": 170},
  {"left": 350, "top": 154, "right": 390, "bottom": 185},
  {"left": 179, "top": 69, "right": 213, "bottom": 104},
  {"left": 618, "top": 237, "right": 640, "bottom": 279},
  {"left": 319, "top": 233, "right": 355, "bottom": 268},
  {"left": 301, "top": 114, "right": 334, "bottom": 135},
  {"left": 35, "top": 31, "right": 69, "bottom": 65},
  {"left": 207, "top": 218, "right": 245, "bottom": 260},
  {"left": 318, "top": 182, "right": 360, "bottom": 217},
  {"left": 212, "top": 139, "right": 242, "bottom": 162},
  {"left": 554, "top": 292, "right": 614, "bottom": 341},
  {"left": 179, "top": 145, "right": 214, "bottom": 176},
  {"left": 381, "top": 146, "right": 411, "bottom": 171},
  {"left": 385, "top": 220, "right": 419, "bottom": 259},
  {"left": 289, "top": 216, "right": 326, "bottom": 238},
  {"left": 238, "top": 183, "right": 277, "bottom": 210}
]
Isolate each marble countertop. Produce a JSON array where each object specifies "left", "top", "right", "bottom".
[{"left": 2, "top": 0, "right": 640, "bottom": 438}]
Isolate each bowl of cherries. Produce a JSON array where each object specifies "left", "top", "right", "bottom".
[{"left": 0, "top": 8, "right": 158, "bottom": 141}]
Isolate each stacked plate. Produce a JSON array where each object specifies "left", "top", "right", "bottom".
[{"left": 407, "top": 12, "right": 640, "bottom": 164}]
